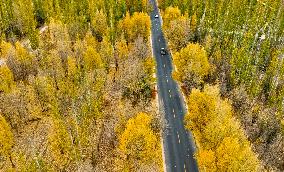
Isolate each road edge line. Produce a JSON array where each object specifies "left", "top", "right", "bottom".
[{"left": 149, "top": 26, "right": 167, "bottom": 172}]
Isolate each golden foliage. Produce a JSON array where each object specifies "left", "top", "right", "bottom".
[
  {"left": 67, "top": 56, "right": 79, "bottom": 80},
  {"left": 185, "top": 86, "right": 218, "bottom": 133},
  {"left": 0, "top": 115, "right": 14, "bottom": 157},
  {"left": 91, "top": 10, "right": 109, "bottom": 38},
  {"left": 118, "top": 112, "right": 162, "bottom": 170},
  {"left": 185, "top": 85, "right": 260, "bottom": 171},
  {"left": 0, "top": 41, "right": 13, "bottom": 59},
  {"left": 48, "top": 119, "right": 74, "bottom": 169},
  {"left": 190, "top": 13, "right": 197, "bottom": 31},
  {"left": 118, "top": 12, "right": 151, "bottom": 42},
  {"left": 84, "top": 46, "right": 103, "bottom": 71},
  {"left": 6, "top": 42, "right": 37, "bottom": 81},
  {"left": 163, "top": 6, "right": 181, "bottom": 28},
  {"left": 197, "top": 149, "right": 216, "bottom": 171},
  {"left": 173, "top": 43, "right": 210, "bottom": 86},
  {"left": 215, "top": 137, "right": 259, "bottom": 171},
  {"left": 116, "top": 39, "right": 129, "bottom": 60},
  {"left": 164, "top": 15, "right": 191, "bottom": 52},
  {"left": 0, "top": 65, "right": 15, "bottom": 93}
]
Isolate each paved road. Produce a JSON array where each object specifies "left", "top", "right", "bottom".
[{"left": 149, "top": 1, "right": 199, "bottom": 172}]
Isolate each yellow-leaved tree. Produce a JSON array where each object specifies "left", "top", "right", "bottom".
[
  {"left": 6, "top": 42, "right": 37, "bottom": 82},
  {"left": 184, "top": 85, "right": 217, "bottom": 137},
  {"left": 0, "top": 41, "right": 13, "bottom": 59},
  {"left": 118, "top": 12, "right": 150, "bottom": 43},
  {"left": 185, "top": 85, "right": 260, "bottom": 171},
  {"left": 117, "top": 112, "right": 162, "bottom": 171},
  {"left": 173, "top": 43, "right": 211, "bottom": 92},
  {"left": 163, "top": 6, "right": 181, "bottom": 29},
  {"left": 0, "top": 65, "right": 15, "bottom": 93},
  {"left": 48, "top": 118, "right": 75, "bottom": 170},
  {"left": 0, "top": 114, "right": 14, "bottom": 166},
  {"left": 90, "top": 10, "right": 109, "bottom": 41},
  {"left": 83, "top": 46, "right": 103, "bottom": 71},
  {"left": 164, "top": 15, "right": 191, "bottom": 52}
]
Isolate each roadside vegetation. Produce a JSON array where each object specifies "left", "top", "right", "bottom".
[
  {"left": 160, "top": 0, "right": 284, "bottom": 171},
  {"left": 0, "top": 0, "right": 162, "bottom": 171}
]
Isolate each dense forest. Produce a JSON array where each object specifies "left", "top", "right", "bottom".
[
  {"left": 1, "top": 0, "right": 284, "bottom": 171},
  {"left": 0, "top": 0, "right": 163, "bottom": 171},
  {"left": 159, "top": 0, "right": 284, "bottom": 171}
]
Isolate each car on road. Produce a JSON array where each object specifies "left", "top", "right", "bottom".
[
  {"left": 161, "top": 48, "right": 167, "bottom": 55},
  {"left": 155, "top": 14, "right": 159, "bottom": 18}
]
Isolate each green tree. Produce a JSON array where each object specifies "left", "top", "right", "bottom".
[
  {"left": 0, "top": 0, "right": 14, "bottom": 38},
  {"left": 90, "top": 10, "right": 109, "bottom": 41},
  {"left": 14, "top": 0, "right": 39, "bottom": 49}
]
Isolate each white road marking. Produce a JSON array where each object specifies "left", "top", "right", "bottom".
[
  {"left": 173, "top": 113, "right": 176, "bottom": 118},
  {"left": 164, "top": 64, "right": 166, "bottom": 68},
  {"left": 168, "top": 89, "right": 171, "bottom": 93},
  {"left": 184, "top": 164, "right": 186, "bottom": 172},
  {"left": 167, "top": 79, "right": 168, "bottom": 83},
  {"left": 169, "top": 94, "right": 172, "bottom": 98},
  {"left": 177, "top": 132, "right": 180, "bottom": 143},
  {"left": 173, "top": 109, "right": 175, "bottom": 113}
]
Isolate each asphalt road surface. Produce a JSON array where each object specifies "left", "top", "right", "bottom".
[{"left": 149, "top": 1, "right": 199, "bottom": 172}]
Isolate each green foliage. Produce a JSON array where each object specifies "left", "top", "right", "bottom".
[
  {"left": 165, "top": 2, "right": 283, "bottom": 169},
  {"left": 90, "top": 10, "right": 109, "bottom": 41},
  {"left": 0, "top": 0, "right": 14, "bottom": 37},
  {"left": 15, "top": 0, "right": 39, "bottom": 49}
]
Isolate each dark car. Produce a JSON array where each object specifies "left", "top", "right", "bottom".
[{"left": 161, "top": 48, "right": 167, "bottom": 55}]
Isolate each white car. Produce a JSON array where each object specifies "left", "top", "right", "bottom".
[{"left": 155, "top": 14, "right": 159, "bottom": 18}]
